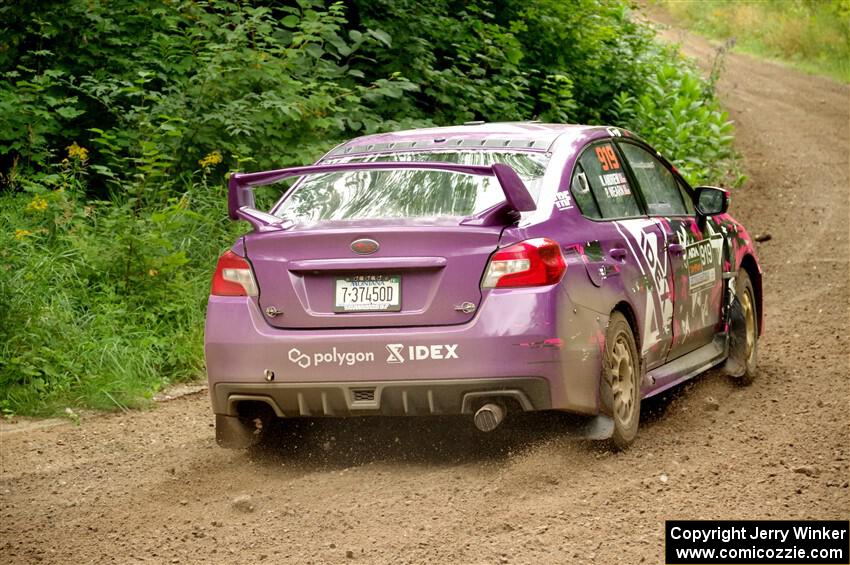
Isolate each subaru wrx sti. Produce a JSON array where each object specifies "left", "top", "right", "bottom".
[{"left": 205, "top": 123, "right": 762, "bottom": 448}]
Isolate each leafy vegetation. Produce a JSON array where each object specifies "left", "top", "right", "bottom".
[
  {"left": 1, "top": 0, "right": 737, "bottom": 416},
  {"left": 0, "top": 162, "right": 236, "bottom": 413},
  {"left": 662, "top": 0, "right": 850, "bottom": 83}
]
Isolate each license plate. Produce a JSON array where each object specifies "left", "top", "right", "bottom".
[{"left": 334, "top": 275, "right": 401, "bottom": 312}]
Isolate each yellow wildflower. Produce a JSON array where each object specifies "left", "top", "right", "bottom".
[
  {"left": 199, "top": 151, "right": 223, "bottom": 168},
  {"left": 26, "top": 195, "right": 49, "bottom": 213},
  {"left": 14, "top": 229, "right": 33, "bottom": 240},
  {"left": 67, "top": 142, "right": 89, "bottom": 161},
  {"left": 148, "top": 269, "right": 159, "bottom": 277}
]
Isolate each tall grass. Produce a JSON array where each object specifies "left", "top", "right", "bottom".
[
  {"left": 663, "top": 0, "right": 850, "bottom": 83},
  {"left": 0, "top": 159, "right": 242, "bottom": 416}
]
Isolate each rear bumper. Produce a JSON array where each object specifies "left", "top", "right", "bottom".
[
  {"left": 205, "top": 287, "right": 608, "bottom": 416},
  {"left": 214, "top": 378, "right": 551, "bottom": 417}
]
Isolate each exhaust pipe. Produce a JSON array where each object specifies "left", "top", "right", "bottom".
[{"left": 474, "top": 403, "right": 505, "bottom": 432}]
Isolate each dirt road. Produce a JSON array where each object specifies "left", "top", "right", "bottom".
[{"left": 2, "top": 13, "right": 848, "bottom": 565}]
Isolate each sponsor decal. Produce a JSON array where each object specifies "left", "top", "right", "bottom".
[
  {"left": 287, "top": 347, "right": 375, "bottom": 369},
  {"left": 288, "top": 348, "right": 311, "bottom": 368},
  {"left": 670, "top": 223, "right": 724, "bottom": 341},
  {"left": 385, "top": 343, "right": 459, "bottom": 363},
  {"left": 629, "top": 160, "right": 655, "bottom": 170},
  {"left": 615, "top": 219, "right": 673, "bottom": 354},
  {"left": 554, "top": 190, "right": 573, "bottom": 210},
  {"left": 687, "top": 239, "right": 718, "bottom": 292},
  {"left": 385, "top": 344, "right": 405, "bottom": 364},
  {"left": 286, "top": 344, "right": 460, "bottom": 369}
]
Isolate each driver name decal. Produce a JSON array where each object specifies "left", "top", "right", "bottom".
[{"left": 600, "top": 172, "right": 631, "bottom": 198}]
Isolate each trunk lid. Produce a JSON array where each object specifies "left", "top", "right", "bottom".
[{"left": 244, "top": 218, "right": 502, "bottom": 329}]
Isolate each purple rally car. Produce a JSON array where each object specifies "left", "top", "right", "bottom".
[{"left": 205, "top": 122, "right": 763, "bottom": 449}]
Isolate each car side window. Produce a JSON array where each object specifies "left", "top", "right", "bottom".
[
  {"left": 677, "top": 178, "right": 696, "bottom": 214},
  {"left": 619, "top": 143, "right": 688, "bottom": 216},
  {"left": 574, "top": 142, "right": 642, "bottom": 219},
  {"left": 570, "top": 163, "right": 602, "bottom": 219}
]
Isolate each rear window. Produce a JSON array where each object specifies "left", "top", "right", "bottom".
[{"left": 272, "top": 151, "right": 549, "bottom": 223}]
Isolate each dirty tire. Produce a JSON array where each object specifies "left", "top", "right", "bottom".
[
  {"left": 730, "top": 270, "right": 759, "bottom": 386},
  {"left": 603, "top": 311, "right": 641, "bottom": 449}
]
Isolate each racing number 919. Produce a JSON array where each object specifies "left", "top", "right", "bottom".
[{"left": 595, "top": 144, "right": 620, "bottom": 171}]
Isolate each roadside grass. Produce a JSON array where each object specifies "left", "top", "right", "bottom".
[
  {"left": 662, "top": 0, "right": 850, "bottom": 83},
  {"left": 0, "top": 172, "right": 241, "bottom": 417}
]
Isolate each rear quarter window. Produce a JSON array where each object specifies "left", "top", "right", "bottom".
[
  {"left": 570, "top": 165, "right": 601, "bottom": 219},
  {"left": 571, "top": 142, "right": 642, "bottom": 219}
]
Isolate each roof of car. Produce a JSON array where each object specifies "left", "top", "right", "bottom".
[{"left": 325, "top": 122, "right": 615, "bottom": 158}]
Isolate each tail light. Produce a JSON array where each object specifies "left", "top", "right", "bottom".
[
  {"left": 482, "top": 238, "right": 566, "bottom": 288},
  {"left": 211, "top": 250, "right": 258, "bottom": 296}
]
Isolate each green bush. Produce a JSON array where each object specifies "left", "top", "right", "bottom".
[
  {"left": 0, "top": 0, "right": 739, "bottom": 415},
  {"left": 612, "top": 45, "right": 741, "bottom": 186},
  {"left": 1, "top": 1, "right": 417, "bottom": 189}
]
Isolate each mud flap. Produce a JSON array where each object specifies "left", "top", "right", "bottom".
[
  {"left": 215, "top": 414, "right": 263, "bottom": 449},
  {"left": 574, "top": 415, "right": 614, "bottom": 440},
  {"left": 597, "top": 349, "right": 641, "bottom": 437},
  {"left": 599, "top": 368, "right": 616, "bottom": 420}
]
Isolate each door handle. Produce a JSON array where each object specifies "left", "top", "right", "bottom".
[
  {"left": 669, "top": 243, "right": 686, "bottom": 255},
  {"left": 609, "top": 248, "right": 627, "bottom": 261}
]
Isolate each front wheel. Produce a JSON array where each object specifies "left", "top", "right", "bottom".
[
  {"left": 602, "top": 311, "right": 641, "bottom": 449},
  {"left": 726, "top": 270, "right": 759, "bottom": 385}
]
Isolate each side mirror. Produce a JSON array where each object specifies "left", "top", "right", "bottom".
[{"left": 694, "top": 186, "right": 729, "bottom": 216}]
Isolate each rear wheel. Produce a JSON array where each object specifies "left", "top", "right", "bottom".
[{"left": 602, "top": 312, "right": 641, "bottom": 449}]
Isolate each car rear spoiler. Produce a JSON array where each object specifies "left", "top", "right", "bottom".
[{"left": 227, "top": 161, "right": 536, "bottom": 229}]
